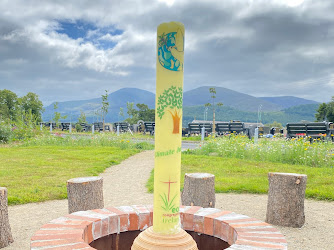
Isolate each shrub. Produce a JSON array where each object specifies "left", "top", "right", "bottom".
[
  {"left": 0, "top": 120, "right": 12, "bottom": 143},
  {"left": 75, "top": 123, "right": 83, "bottom": 132}
]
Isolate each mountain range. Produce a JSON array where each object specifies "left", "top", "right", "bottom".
[{"left": 42, "top": 86, "right": 319, "bottom": 125}]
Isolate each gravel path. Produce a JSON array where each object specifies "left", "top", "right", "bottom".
[{"left": 5, "top": 150, "right": 334, "bottom": 250}]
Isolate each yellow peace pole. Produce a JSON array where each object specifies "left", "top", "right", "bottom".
[
  {"left": 153, "top": 21, "right": 185, "bottom": 234},
  {"left": 132, "top": 22, "right": 197, "bottom": 249}
]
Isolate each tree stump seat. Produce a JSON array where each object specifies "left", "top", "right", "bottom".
[
  {"left": 0, "top": 187, "right": 14, "bottom": 248},
  {"left": 181, "top": 173, "right": 216, "bottom": 208},
  {"left": 266, "top": 172, "right": 307, "bottom": 228},
  {"left": 67, "top": 176, "right": 104, "bottom": 214}
]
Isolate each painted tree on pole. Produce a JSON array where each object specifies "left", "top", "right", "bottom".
[{"left": 157, "top": 86, "right": 183, "bottom": 134}]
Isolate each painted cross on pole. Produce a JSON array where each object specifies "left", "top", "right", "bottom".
[{"left": 161, "top": 177, "right": 177, "bottom": 202}]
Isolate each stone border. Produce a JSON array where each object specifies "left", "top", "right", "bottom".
[{"left": 30, "top": 205, "right": 287, "bottom": 250}]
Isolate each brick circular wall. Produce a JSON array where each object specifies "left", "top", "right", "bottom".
[{"left": 30, "top": 205, "right": 287, "bottom": 249}]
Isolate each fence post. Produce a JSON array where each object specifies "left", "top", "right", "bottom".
[
  {"left": 117, "top": 125, "right": 120, "bottom": 136},
  {"left": 254, "top": 127, "right": 259, "bottom": 143},
  {"left": 50, "top": 123, "right": 52, "bottom": 132},
  {"left": 92, "top": 124, "right": 94, "bottom": 134},
  {"left": 201, "top": 126, "right": 205, "bottom": 141}
]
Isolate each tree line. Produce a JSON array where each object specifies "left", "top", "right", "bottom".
[
  {"left": 0, "top": 89, "right": 155, "bottom": 128},
  {"left": 315, "top": 97, "right": 334, "bottom": 122},
  {"left": 0, "top": 89, "right": 44, "bottom": 123}
]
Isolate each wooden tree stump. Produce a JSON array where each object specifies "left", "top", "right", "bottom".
[
  {"left": 0, "top": 187, "right": 14, "bottom": 248},
  {"left": 181, "top": 173, "right": 215, "bottom": 208},
  {"left": 266, "top": 172, "right": 307, "bottom": 228},
  {"left": 67, "top": 177, "right": 104, "bottom": 214}
]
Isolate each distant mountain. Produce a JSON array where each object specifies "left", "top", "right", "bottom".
[
  {"left": 183, "top": 104, "right": 318, "bottom": 126},
  {"left": 259, "top": 96, "right": 319, "bottom": 109},
  {"left": 183, "top": 86, "right": 282, "bottom": 112},
  {"left": 41, "top": 86, "right": 320, "bottom": 124},
  {"left": 42, "top": 88, "right": 155, "bottom": 123}
]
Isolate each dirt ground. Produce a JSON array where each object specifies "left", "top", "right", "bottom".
[{"left": 5, "top": 150, "right": 334, "bottom": 250}]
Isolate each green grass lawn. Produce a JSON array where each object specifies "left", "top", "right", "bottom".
[
  {"left": 146, "top": 154, "right": 334, "bottom": 201},
  {"left": 0, "top": 145, "right": 141, "bottom": 205}
]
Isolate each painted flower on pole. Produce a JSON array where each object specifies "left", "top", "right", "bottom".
[{"left": 157, "top": 86, "right": 183, "bottom": 134}]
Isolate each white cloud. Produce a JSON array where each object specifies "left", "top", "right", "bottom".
[{"left": 0, "top": 0, "right": 334, "bottom": 104}]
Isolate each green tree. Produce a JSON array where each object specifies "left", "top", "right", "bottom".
[
  {"left": 0, "top": 89, "right": 19, "bottom": 121},
  {"left": 157, "top": 86, "right": 182, "bottom": 133},
  {"left": 101, "top": 90, "right": 109, "bottom": 132},
  {"left": 19, "top": 92, "right": 44, "bottom": 123},
  {"left": 137, "top": 103, "right": 155, "bottom": 122},
  {"left": 315, "top": 97, "right": 334, "bottom": 122},
  {"left": 315, "top": 103, "right": 327, "bottom": 122},
  {"left": 75, "top": 111, "right": 87, "bottom": 132},
  {"left": 78, "top": 111, "right": 87, "bottom": 124},
  {"left": 125, "top": 102, "right": 138, "bottom": 124},
  {"left": 205, "top": 88, "right": 223, "bottom": 135},
  {"left": 119, "top": 107, "right": 124, "bottom": 121},
  {"left": 326, "top": 97, "right": 334, "bottom": 122},
  {"left": 53, "top": 102, "right": 67, "bottom": 127}
]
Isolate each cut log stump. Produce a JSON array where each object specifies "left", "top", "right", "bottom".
[
  {"left": 266, "top": 172, "right": 307, "bottom": 228},
  {"left": 181, "top": 173, "right": 215, "bottom": 208},
  {"left": 0, "top": 187, "right": 14, "bottom": 248},
  {"left": 67, "top": 177, "right": 104, "bottom": 214}
]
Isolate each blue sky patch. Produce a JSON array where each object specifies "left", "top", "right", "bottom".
[{"left": 55, "top": 20, "right": 123, "bottom": 49}]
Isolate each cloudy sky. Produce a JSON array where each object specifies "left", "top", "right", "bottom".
[{"left": 1, "top": 0, "right": 334, "bottom": 105}]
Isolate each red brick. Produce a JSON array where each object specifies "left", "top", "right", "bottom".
[
  {"left": 232, "top": 222, "right": 271, "bottom": 228},
  {"left": 31, "top": 233, "right": 83, "bottom": 241},
  {"left": 83, "top": 223, "right": 93, "bottom": 243},
  {"left": 138, "top": 212, "right": 150, "bottom": 230},
  {"left": 42, "top": 242, "right": 93, "bottom": 250},
  {"left": 117, "top": 206, "right": 139, "bottom": 231},
  {"left": 133, "top": 205, "right": 151, "bottom": 230},
  {"left": 235, "top": 239, "right": 286, "bottom": 249},
  {"left": 106, "top": 207, "right": 129, "bottom": 232},
  {"left": 183, "top": 206, "right": 202, "bottom": 214},
  {"left": 228, "top": 227, "right": 237, "bottom": 245},
  {"left": 235, "top": 227, "right": 279, "bottom": 233},
  {"left": 193, "top": 214, "right": 204, "bottom": 233},
  {"left": 93, "top": 220, "right": 102, "bottom": 240},
  {"left": 41, "top": 223, "right": 88, "bottom": 230},
  {"left": 238, "top": 232, "right": 286, "bottom": 238},
  {"left": 101, "top": 218, "right": 109, "bottom": 237},
  {"left": 65, "top": 214, "right": 100, "bottom": 222},
  {"left": 31, "top": 239, "right": 84, "bottom": 248},
  {"left": 238, "top": 236, "right": 288, "bottom": 244},
  {"left": 147, "top": 206, "right": 153, "bottom": 225},
  {"left": 203, "top": 211, "right": 232, "bottom": 236},
  {"left": 182, "top": 206, "right": 202, "bottom": 230},
  {"left": 92, "top": 208, "right": 113, "bottom": 215},
  {"left": 107, "top": 214, "right": 118, "bottom": 235},
  {"left": 213, "top": 220, "right": 230, "bottom": 242},
  {"left": 224, "top": 217, "right": 261, "bottom": 224},
  {"left": 34, "top": 229, "right": 84, "bottom": 236},
  {"left": 50, "top": 218, "right": 92, "bottom": 227}
]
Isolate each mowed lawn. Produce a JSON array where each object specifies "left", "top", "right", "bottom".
[
  {"left": 147, "top": 154, "right": 334, "bottom": 201},
  {"left": 0, "top": 146, "right": 140, "bottom": 205}
]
